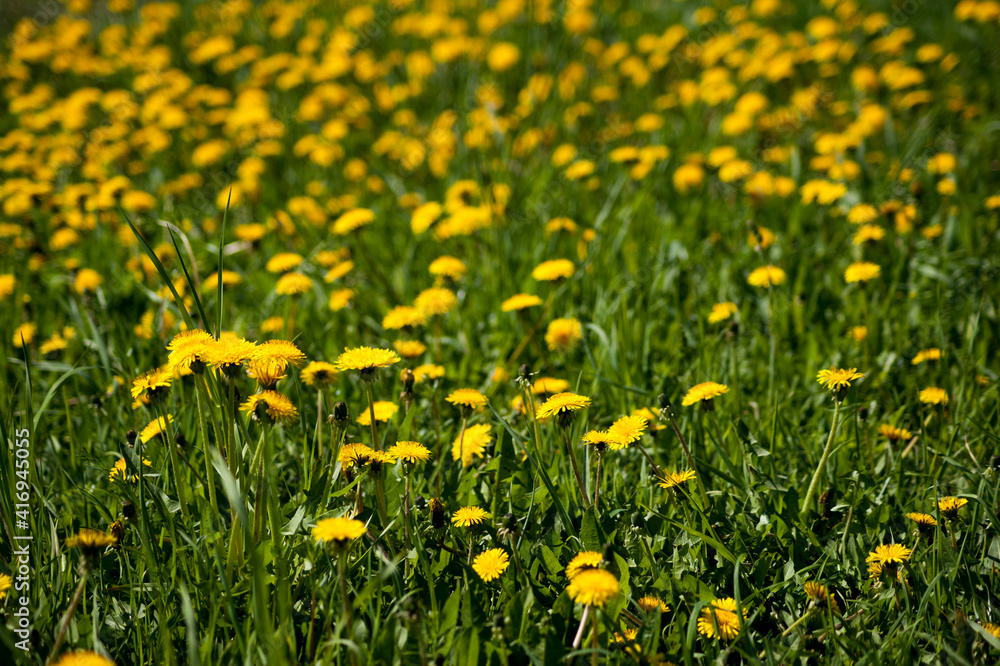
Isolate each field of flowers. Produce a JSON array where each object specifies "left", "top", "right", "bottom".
[{"left": 1, "top": 0, "right": 1000, "bottom": 664}]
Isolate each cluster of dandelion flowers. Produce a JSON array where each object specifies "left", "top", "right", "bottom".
[
  {"left": 451, "top": 505, "right": 490, "bottom": 527},
  {"left": 938, "top": 496, "right": 968, "bottom": 517},
  {"left": 566, "top": 568, "right": 620, "bottom": 608},
  {"left": 535, "top": 392, "right": 591, "bottom": 426},
  {"left": 452, "top": 423, "right": 492, "bottom": 467},
  {"left": 388, "top": 440, "right": 430, "bottom": 464},
  {"left": 446, "top": 388, "right": 487, "bottom": 410},
  {"left": 803, "top": 582, "right": 839, "bottom": 612},
  {"left": 681, "top": 382, "right": 729, "bottom": 408},
  {"left": 919, "top": 387, "right": 948, "bottom": 405},
  {"left": 565, "top": 551, "right": 604, "bottom": 580},
  {"left": 844, "top": 261, "right": 881, "bottom": 284},
  {"left": 472, "top": 548, "right": 510, "bottom": 583},
  {"left": 658, "top": 469, "right": 697, "bottom": 490},
  {"left": 240, "top": 391, "right": 298, "bottom": 425},
  {"left": 301, "top": 361, "right": 338, "bottom": 388},
  {"left": 866, "top": 543, "right": 912, "bottom": 580},
  {"left": 313, "top": 516, "right": 367, "bottom": 547},
  {"left": 336, "top": 346, "right": 400, "bottom": 380},
  {"left": 697, "top": 598, "right": 746, "bottom": 640},
  {"left": 747, "top": 264, "right": 786, "bottom": 288},
  {"left": 52, "top": 652, "right": 116, "bottom": 666}
]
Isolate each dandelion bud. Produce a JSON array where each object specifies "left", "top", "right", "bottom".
[
  {"left": 858, "top": 406, "right": 869, "bottom": 421},
  {"left": 175, "top": 432, "right": 188, "bottom": 449},
  {"left": 630, "top": 512, "right": 645, "bottom": 530},
  {"left": 657, "top": 393, "right": 670, "bottom": 411},
  {"left": 122, "top": 500, "right": 136, "bottom": 521},
  {"left": 109, "top": 520, "right": 125, "bottom": 549},
  {"left": 126, "top": 429, "right": 137, "bottom": 446},
  {"left": 429, "top": 498, "right": 445, "bottom": 530},
  {"left": 333, "top": 401, "right": 350, "bottom": 422},
  {"left": 401, "top": 368, "right": 415, "bottom": 391},
  {"left": 518, "top": 363, "right": 532, "bottom": 383}
]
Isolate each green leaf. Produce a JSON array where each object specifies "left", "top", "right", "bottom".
[{"left": 580, "top": 507, "right": 604, "bottom": 551}]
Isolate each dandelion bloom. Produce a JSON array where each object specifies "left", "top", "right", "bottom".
[
  {"left": 866, "top": 543, "right": 912, "bottom": 566},
  {"left": 567, "top": 568, "right": 620, "bottom": 607},
  {"left": 446, "top": 388, "right": 487, "bottom": 409},
  {"left": 356, "top": 401, "right": 398, "bottom": 425},
  {"left": 536, "top": 392, "right": 591, "bottom": 420},
  {"left": 336, "top": 346, "right": 400, "bottom": 375},
  {"left": 878, "top": 424, "right": 912, "bottom": 441},
  {"left": 844, "top": 261, "right": 881, "bottom": 283},
  {"left": 301, "top": 361, "right": 339, "bottom": 388},
  {"left": 265, "top": 252, "right": 303, "bottom": 274},
  {"left": 803, "top": 582, "right": 838, "bottom": 612},
  {"left": 565, "top": 551, "right": 604, "bottom": 579},
  {"left": 747, "top": 265, "right": 786, "bottom": 287},
  {"left": 325, "top": 260, "right": 354, "bottom": 282},
  {"left": 658, "top": 469, "right": 697, "bottom": 489},
  {"left": 545, "top": 318, "right": 582, "bottom": 352},
  {"left": 332, "top": 208, "right": 375, "bottom": 235},
  {"left": 52, "top": 652, "right": 116, "bottom": 666},
  {"left": 487, "top": 41, "right": 520, "bottom": 71},
  {"left": 254, "top": 339, "right": 307, "bottom": 370},
  {"left": 452, "top": 423, "right": 492, "bottom": 467},
  {"left": 502, "top": 293, "right": 543, "bottom": 312},
  {"left": 415, "top": 287, "right": 457, "bottom": 316},
  {"left": 937, "top": 496, "right": 967, "bottom": 516},
  {"left": 139, "top": 415, "right": 173, "bottom": 443},
  {"left": 339, "top": 443, "right": 375, "bottom": 469},
  {"left": 312, "top": 516, "right": 366, "bottom": 544},
  {"left": 383, "top": 305, "right": 428, "bottom": 330},
  {"left": 906, "top": 512, "right": 937, "bottom": 527},
  {"left": 851, "top": 326, "right": 868, "bottom": 342},
  {"left": 167, "top": 329, "right": 214, "bottom": 374},
  {"left": 275, "top": 272, "right": 313, "bottom": 296},
  {"left": 66, "top": 529, "right": 116, "bottom": 556},
  {"left": 429, "top": 256, "right": 466, "bottom": 280},
  {"left": 911, "top": 348, "right": 941, "bottom": 365},
  {"left": 533, "top": 377, "right": 570, "bottom": 395},
  {"left": 388, "top": 441, "right": 430, "bottom": 464},
  {"left": 413, "top": 364, "right": 445, "bottom": 383},
  {"left": 697, "top": 598, "right": 745, "bottom": 640},
  {"left": 681, "top": 382, "right": 729, "bottom": 407},
  {"left": 847, "top": 203, "right": 879, "bottom": 224},
  {"left": 816, "top": 367, "right": 864, "bottom": 391},
  {"left": 472, "top": 548, "right": 510, "bottom": 582},
  {"left": 204, "top": 336, "right": 257, "bottom": 375},
  {"left": 637, "top": 596, "right": 670, "bottom": 613},
  {"left": 131, "top": 367, "right": 172, "bottom": 400},
  {"left": 532, "top": 259, "right": 575, "bottom": 282},
  {"left": 853, "top": 224, "right": 886, "bottom": 245},
  {"left": 919, "top": 387, "right": 948, "bottom": 405},
  {"left": 0, "top": 574, "right": 11, "bottom": 601},
  {"left": 451, "top": 505, "right": 490, "bottom": 527},
  {"left": 329, "top": 288, "right": 355, "bottom": 311},
  {"left": 109, "top": 457, "right": 151, "bottom": 483},
  {"left": 393, "top": 340, "right": 426, "bottom": 359},
  {"left": 981, "top": 623, "right": 1000, "bottom": 640},
  {"left": 582, "top": 430, "right": 616, "bottom": 452},
  {"left": 607, "top": 414, "right": 647, "bottom": 450},
  {"left": 241, "top": 391, "right": 298, "bottom": 424},
  {"left": 74, "top": 268, "right": 103, "bottom": 294},
  {"left": 708, "top": 302, "right": 737, "bottom": 323}
]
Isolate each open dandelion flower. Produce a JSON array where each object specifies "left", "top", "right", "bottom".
[
  {"left": 582, "top": 430, "right": 616, "bottom": 452},
  {"left": 697, "top": 598, "right": 746, "bottom": 640},
  {"left": 275, "top": 272, "right": 313, "bottom": 296},
  {"left": 816, "top": 367, "right": 865, "bottom": 392},
  {"left": 502, "top": 293, "right": 543, "bottom": 312},
  {"left": 383, "top": 305, "right": 428, "bottom": 330},
  {"left": 937, "top": 496, "right": 967, "bottom": 516},
  {"left": 339, "top": 443, "right": 375, "bottom": 469},
  {"left": 532, "top": 377, "right": 570, "bottom": 395},
  {"left": 452, "top": 423, "right": 492, "bottom": 467},
  {"left": 567, "top": 568, "right": 619, "bottom": 607},
  {"left": 451, "top": 505, "right": 490, "bottom": 527},
  {"left": 254, "top": 339, "right": 307, "bottom": 370},
  {"left": 429, "top": 255, "right": 466, "bottom": 280},
  {"left": 536, "top": 392, "right": 591, "bottom": 421},
  {"left": 266, "top": 252, "right": 303, "bottom": 273},
  {"left": 658, "top": 469, "right": 697, "bottom": 489},
  {"left": 393, "top": 340, "right": 427, "bottom": 359},
  {"left": 532, "top": 259, "right": 575, "bottom": 282},
  {"left": 109, "top": 457, "right": 151, "bottom": 483},
  {"left": 356, "top": 401, "right": 398, "bottom": 425},
  {"left": 0, "top": 573, "right": 11, "bottom": 600},
  {"left": 66, "top": 529, "right": 115, "bottom": 557},
  {"left": 166, "top": 330, "right": 215, "bottom": 374},
  {"left": 607, "top": 414, "right": 647, "bottom": 450},
  {"left": 204, "top": 336, "right": 258, "bottom": 376},
  {"left": 446, "top": 388, "right": 487, "bottom": 409},
  {"left": 565, "top": 551, "right": 604, "bottom": 579},
  {"left": 545, "top": 318, "right": 582, "bottom": 352},
  {"left": 301, "top": 361, "right": 338, "bottom": 388},
  {"left": 413, "top": 364, "right": 445, "bottom": 383},
  {"left": 981, "top": 623, "right": 1000, "bottom": 640},
  {"left": 415, "top": 287, "right": 457, "bottom": 316},
  {"left": 246, "top": 359, "right": 287, "bottom": 389},
  {"left": 637, "top": 596, "right": 670, "bottom": 613},
  {"left": 866, "top": 543, "right": 912, "bottom": 567},
  {"left": 139, "top": 415, "right": 173, "bottom": 444},
  {"left": 804, "top": 582, "right": 839, "bottom": 612},
  {"left": 906, "top": 512, "right": 937, "bottom": 528},
  {"left": 336, "top": 346, "right": 400, "bottom": 378},
  {"left": 52, "top": 652, "right": 116, "bottom": 666},
  {"left": 747, "top": 264, "right": 786, "bottom": 287},
  {"left": 312, "top": 516, "right": 366, "bottom": 544},
  {"left": 844, "top": 261, "right": 881, "bottom": 283},
  {"left": 919, "top": 387, "right": 948, "bottom": 405},
  {"left": 911, "top": 348, "right": 942, "bottom": 364},
  {"left": 332, "top": 208, "right": 375, "bottom": 235},
  {"left": 388, "top": 441, "right": 430, "bottom": 464},
  {"left": 848, "top": 203, "right": 879, "bottom": 224},
  {"left": 878, "top": 424, "right": 913, "bottom": 441},
  {"left": 472, "top": 548, "right": 510, "bottom": 582},
  {"left": 131, "top": 367, "right": 172, "bottom": 401},
  {"left": 681, "top": 382, "right": 729, "bottom": 407},
  {"left": 708, "top": 301, "right": 738, "bottom": 323},
  {"left": 240, "top": 391, "right": 298, "bottom": 424}
]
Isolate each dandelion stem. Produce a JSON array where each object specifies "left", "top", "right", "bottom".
[
  {"left": 365, "top": 382, "right": 381, "bottom": 450},
  {"left": 195, "top": 377, "right": 219, "bottom": 517},
  {"left": 664, "top": 410, "right": 710, "bottom": 508},
  {"left": 562, "top": 428, "right": 591, "bottom": 509},
  {"left": 781, "top": 609, "right": 814, "bottom": 637},
  {"left": 48, "top": 566, "right": 88, "bottom": 664},
  {"left": 801, "top": 399, "right": 843, "bottom": 521},
  {"left": 593, "top": 454, "right": 602, "bottom": 509},
  {"left": 572, "top": 605, "right": 591, "bottom": 649}
]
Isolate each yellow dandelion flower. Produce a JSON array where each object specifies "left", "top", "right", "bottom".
[
  {"left": 446, "top": 388, "right": 487, "bottom": 409},
  {"left": 329, "top": 288, "right": 355, "bottom": 311},
  {"left": 565, "top": 551, "right": 604, "bottom": 579},
  {"left": 567, "top": 568, "right": 619, "bottom": 607},
  {"left": 919, "top": 387, "right": 948, "bottom": 405},
  {"left": 937, "top": 496, "right": 967, "bottom": 516},
  {"left": 878, "top": 424, "right": 913, "bottom": 441},
  {"left": 545, "top": 318, "right": 583, "bottom": 352},
  {"left": 658, "top": 469, "right": 697, "bottom": 489},
  {"left": 356, "top": 401, "right": 398, "bottom": 425},
  {"left": 339, "top": 443, "right": 375, "bottom": 469},
  {"left": 847, "top": 204, "right": 879, "bottom": 224},
  {"left": 607, "top": 414, "right": 647, "bottom": 450},
  {"left": 906, "top": 512, "right": 937, "bottom": 527},
  {"left": 414, "top": 364, "right": 445, "bottom": 383},
  {"left": 52, "top": 651, "right": 116, "bottom": 666},
  {"left": 139, "top": 415, "right": 173, "bottom": 443},
  {"left": 204, "top": 336, "right": 257, "bottom": 375},
  {"left": 388, "top": 441, "right": 430, "bottom": 464},
  {"left": 533, "top": 377, "right": 570, "bottom": 395},
  {"left": 866, "top": 543, "right": 912, "bottom": 565},
  {"left": 336, "top": 346, "right": 400, "bottom": 375},
  {"left": 911, "top": 348, "right": 941, "bottom": 365},
  {"left": 502, "top": 293, "right": 544, "bottom": 312},
  {"left": 415, "top": 287, "right": 457, "bottom": 316},
  {"left": 452, "top": 423, "right": 492, "bottom": 467},
  {"left": 240, "top": 391, "right": 299, "bottom": 424},
  {"left": 638, "top": 596, "right": 670, "bottom": 613},
  {"left": 109, "top": 456, "right": 151, "bottom": 483},
  {"left": 535, "top": 392, "right": 591, "bottom": 420},
  {"left": 697, "top": 598, "right": 746, "bottom": 640},
  {"left": 429, "top": 255, "right": 466, "bottom": 280},
  {"left": 130, "top": 367, "right": 172, "bottom": 400},
  {"left": 66, "top": 529, "right": 116, "bottom": 556},
  {"left": 312, "top": 516, "right": 366, "bottom": 543},
  {"left": 393, "top": 340, "right": 427, "bottom": 358},
  {"left": 332, "top": 208, "right": 375, "bottom": 235},
  {"left": 452, "top": 505, "right": 490, "bottom": 527},
  {"left": 275, "top": 272, "right": 314, "bottom": 296},
  {"left": 681, "top": 382, "right": 729, "bottom": 407},
  {"left": 473, "top": 548, "right": 510, "bottom": 582},
  {"left": 383, "top": 305, "right": 428, "bottom": 330},
  {"left": 804, "top": 581, "right": 839, "bottom": 612},
  {"left": 708, "top": 302, "right": 738, "bottom": 324},
  {"left": 844, "top": 261, "right": 881, "bottom": 283},
  {"left": 747, "top": 265, "right": 786, "bottom": 288},
  {"left": 301, "top": 361, "right": 339, "bottom": 388},
  {"left": 816, "top": 367, "right": 865, "bottom": 391},
  {"left": 265, "top": 252, "right": 303, "bottom": 273},
  {"left": 532, "top": 259, "right": 575, "bottom": 282},
  {"left": 0, "top": 573, "right": 11, "bottom": 601}
]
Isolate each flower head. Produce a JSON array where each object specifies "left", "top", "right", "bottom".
[
  {"left": 906, "top": 512, "right": 937, "bottom": 528},
  {"left": 681, "top": 382, "right": 729, "bottom": 407},
  {"left": 66, "top": 529, "right": 115, "bottom": 558},
  {"left": 415, "top": 287, "right": 457, "bottom": 316},
  {"left": 866, "top": 543, "right": 912, "bottom": 566},
  {"left": 606, "top": 414, "right": 647, "bottom": 450},
  {"left": 816, "top": 367, "right": 865, "bottom": 392},
  {"left": 911, "top": 348, "right": 942, "bottom": 365},
  {"left": 532, "top": 259, "right": 575, "bottom": 282},
  {"left": 388, "top": 440, "right": 430, "bottom": 464},
  {"left": 937, "top": 496, "right": 967, "bottom": 516},
  {"left": 446, "top": 388, "right": 487, "bottom": 410},
  {"left": 844, "top": 261, "right": 881, "bottom": 283},
  {"left": 637, "top": 595, "right": 670, "bottom": 613},
  {"left": 336, "top": 346, "right": 400, "bottom": 378},
  {"left": 301, "top": 361, "right": 339, "bottom": 388},
  {"left": 52, "top": 652, "right": 116, "bottom": 666},
  {"left": 312, "top": 516, "right": 366, "bottom": 544},
  {"left": 545, "top": 318, "right": 583, "bottom": 352},
  {"left": 240, "top": 391, "right": 298, "bottom": 424},
  {"left": 567, "top": 568, "right": 620, "bottom": 607},
  {"left": 0, "top": 573, "right": 11, "bottom": 600},
  {"left": 332, "top": 208, "right": 375, "bottom": 235},
  {"left": 131, "top": 367, "right": 172, "bottom": 401},
  {"left": 452, "top": 505, "right": 490, "bottom": 527},
  {"left": 697, "top": 598, "right": 746, "bottom": 640},
  {"left": 109, "top": 457, "right": 151, "bottom": 483},
  {"left": 139, "top": 415, "right": 173, "bottom": 443},
  {"left": 452, "top": 423, "right": 492, "bottom": 467},
  {"left": 204, "top": 336, "right": 257, "bottom": 376},
  {"left": 383, "top": 306, "right": 427, "bottom": 330},
  {"left": 339, "top": 443, "right": 375, "bottom": 469},
  {"left": 747, "top": 265, "right": 786, "bottom": 288},
  {"left": 472, "top": 548, "right": 510, "bottom": 582},
  {"left": 532, "top": 377, "right": 570, "bottom": 395},
  {"left": 565, "top": 551, "right": 604, "bottom": 580},
  {"left": 658, "top": 469, "right": 698, "bottom": 490},
  {"left": 804, "top": 581, "right": 839, "bottom": 612},
  {"left": 708, "top": 302, "right": 738, "bottom": 323},
  {"left": 536, "top": 392, "right": 591, "bottom": 421},
  {"left": 919, "top": 387, "right": 948, "bottom": 405},
  {"left": 356, "top": 401, "right": 398, "bottom": 425},
  {"left": 502, "top": 293, "right": 543, "bottom": 312},
  {"left": 878, "top": 424, "right": 913, "bottom": 441}
]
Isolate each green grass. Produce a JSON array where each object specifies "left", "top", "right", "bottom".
[{"left": 2, "top": 0, "right": 1000, "bottom": 664}]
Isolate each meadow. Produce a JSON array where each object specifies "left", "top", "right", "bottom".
[{"left": 1, "top": 0, "right": 1000, "bottom": 664}]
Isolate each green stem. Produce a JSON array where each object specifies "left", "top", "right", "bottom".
[
  {"left": 365, "top": 382, "right": 380, "bottom": 450},
  {"left": 195, "top": 378, "right": 219, "bottom": 517},
  {"left": 562, "top": 428, "right": 590, "bottom": 509},
  {"left": 801, "top": 400, "right": 843, "bottom": 521}
]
